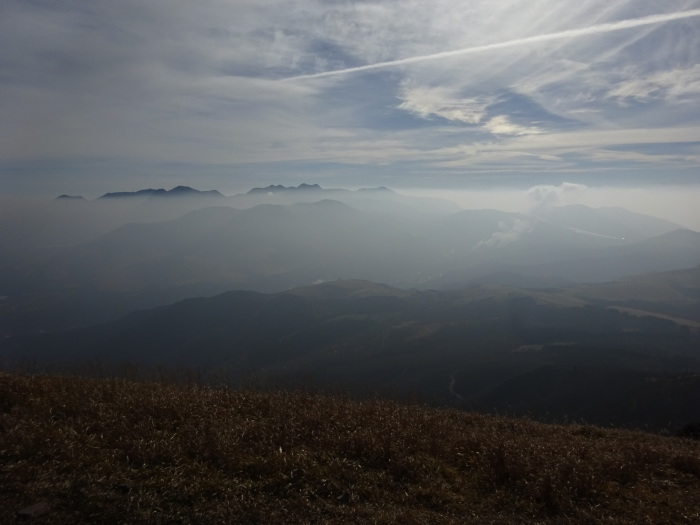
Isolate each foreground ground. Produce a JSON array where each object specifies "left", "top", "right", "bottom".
[{"left": 1, "top": 372, "right": 699, "bottom": 523}]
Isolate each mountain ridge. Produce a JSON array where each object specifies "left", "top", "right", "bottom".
[
  {"left": 98, "top": 185, "right": 224, "bottom": 199},
  {"left": 1, "top": 199, "right": 696, "bottom": 337},
  {"left": 5, "top": 269, "right": 699, "bottom": 431}
]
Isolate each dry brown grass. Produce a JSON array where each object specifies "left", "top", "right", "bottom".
[{"left": 1, "top": 371, "right": 699, "bottom": 524}]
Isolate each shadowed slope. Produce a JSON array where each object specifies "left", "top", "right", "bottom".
[{"left": 1, "top": 372, "right": 698, "bottom": 524}]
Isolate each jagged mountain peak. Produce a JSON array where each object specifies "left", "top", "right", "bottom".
[
  {"left": 98, "top": 186, "right": 223, "bottom": 199},
  {"left": 247, "top": 183, "right": 323, "bottom": 195}
]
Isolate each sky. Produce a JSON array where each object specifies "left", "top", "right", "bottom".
[{"left": 1, "top": 0, "right": 700, "bottom": 225}]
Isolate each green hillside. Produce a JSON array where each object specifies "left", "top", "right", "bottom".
[{"left": 1, "top": 372, "right": 699, "bottom": 523}]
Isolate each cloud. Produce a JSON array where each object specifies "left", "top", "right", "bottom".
[
  {"left": 461, "top": 126, "right": 700, "bottom": 157},
  {"left": 476, "top": 219, "right": 533, "bottom": 248},
  {"left": 397, "top": 86, "right": 493, "bottom": 124},
  {"left": 483, "top": 116, "right": 542, "bottom": 136},
  {"left": 1, "top": 1, "right": 700, "bottom": 192},
  {"left": 284, "top": 8, "right": 700, "bottom": 81},
  {"left": 526, "top": 182, "right": 587, "bottom": 208},
  {"left": 607, "top": 65, "right": 700, "bottom": 104},
  {"left": 584, "top": 148, "right": 700, "bottom": 165}
]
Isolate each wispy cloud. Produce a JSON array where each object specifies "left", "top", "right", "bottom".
[
  {"left": 1, "top": 1, "right": 700, "bottom": 193},
  {"left": 397, "top": 86, "right": 493, "bottom": 124},
  {"left": 483, "top": 116, "right": 543, "bottom": 136},
  {"left": 607, "top": 65, "right": 700, "bottom": 104},
  {"left": 284, "top": 9, "right": 700, "bottom": 81}
]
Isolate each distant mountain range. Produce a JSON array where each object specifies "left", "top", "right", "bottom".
[
  {"left": 247, "top": 183, "right": 323, "bottom": 194},
  {"left": 5, "top": 268, "right": 699, "bottom": 432},
  {"left": 52, "top": 183, "right": 418, "bottom": 206},
  {"left": 98, "top": 185, "right": 224, "bottom": 199},
  {"left": 1, "top": 184, "right": 698, "bottom": 337},
  {"left": 31, "top": 199, "right": 700, "bottom": 296},
  {"left": 230, "top": 183, "right": 459, "bottom": 214},
  {"left": 3, "top": 183, "right": 698, "bottom": 434},
  {"left": 55, "top": 194, "right": 86, "bottom": 201}
]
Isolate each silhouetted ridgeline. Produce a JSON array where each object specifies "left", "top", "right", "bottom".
[{"left": 5, "top": 275, "right": 699, "bottom": 433}]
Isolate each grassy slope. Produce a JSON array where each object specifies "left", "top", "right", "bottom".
[{"left": 1, "top": 372, "right": 699, "bottom": 524}]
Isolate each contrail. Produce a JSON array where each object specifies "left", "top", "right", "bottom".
[{"left": 284, "top": 9, "right": 700, "bottom": 81}]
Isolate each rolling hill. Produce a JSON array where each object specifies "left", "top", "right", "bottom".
[{"left": 5, "top": 273, "right": 699, "bottom": 432}]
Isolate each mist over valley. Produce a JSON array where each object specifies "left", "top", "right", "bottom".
[
  {"left": 3, "top": 3, "right": 700, "bottom": 519},
  {"left": 2, "top": 184, "right": 699, "bottom": 433},
  {"left": 1, "top": 183, "right": 697, "bottom": 334}
]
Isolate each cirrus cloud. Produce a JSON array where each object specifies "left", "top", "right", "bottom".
[
  {"left": 1, "top": 0, "right": 700, "bottom": 194},
  {"left": 397, "top": 86, "right": 494, "bottom": 124}
]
